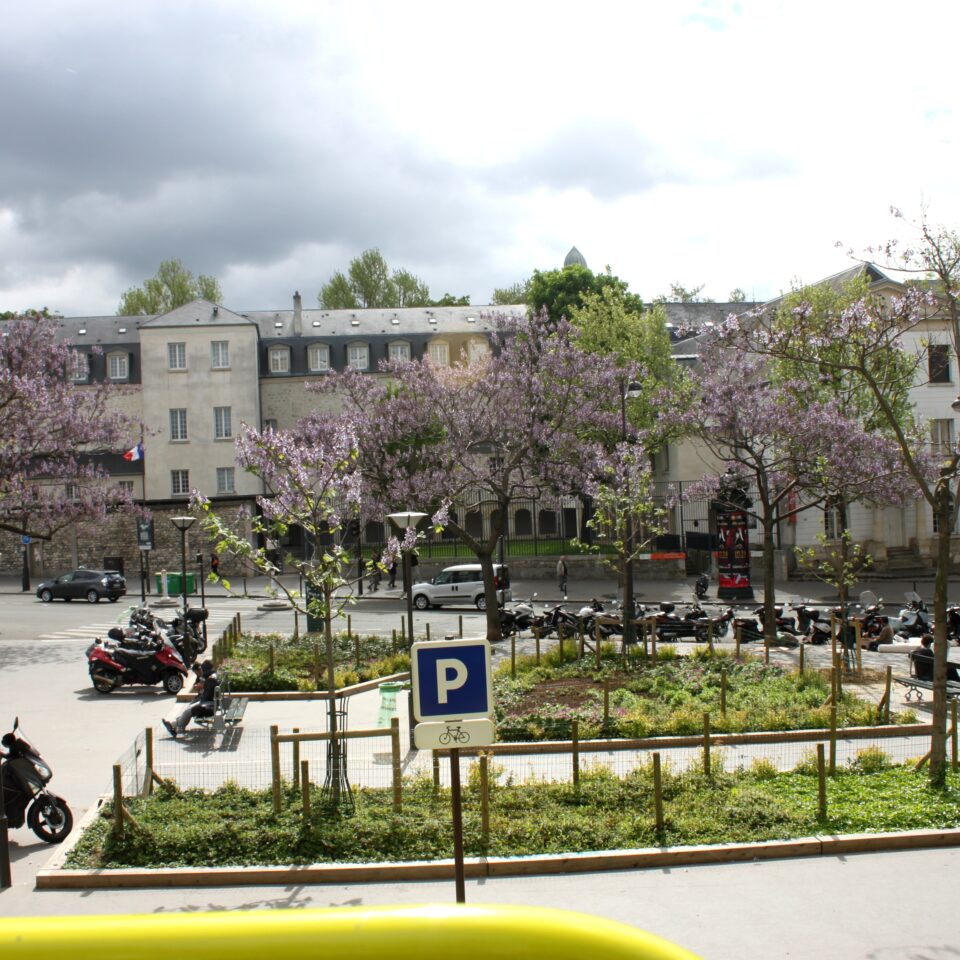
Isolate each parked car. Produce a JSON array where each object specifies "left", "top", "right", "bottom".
[
  {"left": 36, "top": 569, "right": 126, "bottom": 604},
  {"left": 411, "top": 564, "right": 511, "bottom": 611}
]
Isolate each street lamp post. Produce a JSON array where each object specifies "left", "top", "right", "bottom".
[
  {"left": 387, "top": 511, "right": 428, "bottom": 649},
  {"left": 170, "top": 516, "right": 196, "bottom": 615},
  {"left": 387, "top": 510, "right": 428, "bottom": 750},
  {"left": 621, "top": 382, "right": 643, "bottom": 648}
]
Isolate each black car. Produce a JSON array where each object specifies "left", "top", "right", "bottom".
[{"left": 36, "top": 569, "right": 126, "bottom": 604}]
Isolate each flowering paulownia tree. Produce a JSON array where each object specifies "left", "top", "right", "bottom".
[
  {"left": 0, "top": 314, "right": 134, "bottom": 539},
  {"left": 194, "top": 419, "right": 364, "bottom": 813},
  {"left": 316, "top": 311, "right": 639, "bottom": 641},
  {"left": 718, "top": 211, "right": 956, "bottom": 784},
  {"left": 682, "top": 341, "right": 916, "bottom": 643}
]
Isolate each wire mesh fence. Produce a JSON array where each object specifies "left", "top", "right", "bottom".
[{"left": 111, "top": 719, "right": 940, "bottom": 798}]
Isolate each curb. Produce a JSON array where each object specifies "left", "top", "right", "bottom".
[
  {"left": 36, "top": 825, "right": 960, "bottom": 890},
  {"left": 173, "top": 672, "right": 410, "bottom": 703}
]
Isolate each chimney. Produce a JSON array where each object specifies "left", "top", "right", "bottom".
[{"left": 292, "top": 290, "right": 302, "bottom": 336}]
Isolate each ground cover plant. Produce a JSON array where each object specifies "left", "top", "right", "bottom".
[
  {"left": 494, "top": 646, "right": 915, "bottom": 741},
  {"left": 223, "top": 632, "right": 409, "bottom": 691},
  {"left": 66, "top": 751, "right": 960, "bottom": 870}
]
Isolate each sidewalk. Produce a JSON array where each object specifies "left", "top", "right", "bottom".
[{"left": 0, "top": 571, "right": 945, "bottom": 607}]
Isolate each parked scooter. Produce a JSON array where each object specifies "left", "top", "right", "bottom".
[
  {"left": 86, "top": 628, "right": 191, "bottom": 694},
  {"left": 1, "top": 718, "right": 73, "bottom": 843},
  {"left": 695, "top": 573, "right": 709, "bottom": 600},
  {"left": 795, "top": 604, "right": 831, "bottom": 645}
]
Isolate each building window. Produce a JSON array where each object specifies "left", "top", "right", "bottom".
[
  {"left": 428, "top": 340, "right": 449, "bottom": 366},
  {"left": 70, "top": 351, "right": 89, "bottom": 382},
  {"left": 269, "top": 346, "right": 290, "bottom": 374},
  {"left": 929, "top": 344, "right": 951, "bottom": 384},
  {"left": 211, "top": 340, "right": 229, "bottom": 369},
  {"left": 64, "top": 483, "right": 80, "bottom": 502},
  {"left": 170, "top": 408, "right": 188, "bottom": 442},
  {"left": 264, "top": 418, "right": 278, "bottom": 432},
  {"left": 347, "top": 343, "right": 369, "bottom": 370},
  {"left": 168, "top": 342, "right": 186, "bottom": 370},
  {"left": 214, "top": 406, "right": 232, "bottom": 440},
  {"left": 308, "top": 343, "right": 330, "bottom": 372},
  {"left": 171, "top": 469, "right": 190, "bottom": 496},
  {"left": 931, "top": 418, "right": 955, "bottom": 458},
  {"left": 107, "top": 352, "right": 128, "bottom": 381},
  {"left": 117, "top": 480, "right": 134, "bottom": 495},
  {"left": 823, "top": 501, "right": 843, "bottom": 539},
  {"left": 389, "top": 341, "right": 411, "bottom": 362},
  {"left": 467, "top": 338, "right": 489, "bottom": 363},
  {"left": 216, "top": 467, "right": 236, "bottom": 494}
]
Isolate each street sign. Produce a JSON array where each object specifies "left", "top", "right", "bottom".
[
  {"left": 414, "top": 718, "right": 496, "bottom": 750},
  {"left": 411, "top": 638, "right": 492, "bottom": 723},
  {"left": 136, "top": 519, "right": 154, "bottom": 550},
  {"left": 20, "top": 536, "right": 30, "bottom": 546}
]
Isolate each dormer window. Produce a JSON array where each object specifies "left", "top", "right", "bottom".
[
  {"left": 388, "top": 340, "right": 411, "bottom": 362},
  {"left": 107, "top": 351, "right": 129, "bottom": 381},
  {"left": 467, "top": 338, "right": 489, "bottom": 363},
  {"left": 268, "top": 345, "right": 290, "bottom": 374},
  {"left": 428, "top": 340, "right": 449, "bottom": 366},
  {"left": 70, "top": 351, "right": 89, "bottom": 382},
  {"left": 347, "top": 342, "right": 369, "bottom": 371},
  {"left": 308, "top": 343, "right": 330, "bottom": 372}
]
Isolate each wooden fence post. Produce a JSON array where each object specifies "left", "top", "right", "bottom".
[
  {"left": 594, "top": 622, "right": 602, "bottom": 669},
  {"left": 798, "top": 641, "right": 805, "bottom": 675},
  {"left": 511, "top": 633, "right": 516, "bottom": 679},
  {"left": 720, "top": 667, "right": 727, "bottom": 717},
  {"left": 707, "top": 619, "right": 714, "bottom": 655},
  {"left": 301, "top": 760, "right": 311, "bottom": 822},
  {"left": 884, "top": 665, "right": 892, "bottom": 724},
  {"left": 652, "top": 752, "right": 664, "bottom": 834},
  {"left": 392, "top": 629, "right": 398, "bottom": 654},
  {"left": 459, "top": 615, "right": 463, "bottom": 639},
  {"left": 432, "top": 752, "right": 441, "bottom": 797},
  {"left": 571, "top": 719, "right": 580, "bottom": 789},
  {"left": 817, "top": 744, "right": 827, "bottom": 819},
  {"left": 391, "top": 717, "right": 402, "bottom": 812},
  {"left": 952, "top": 700, "right": 958, "bottom": 774},
  {"left": 113, "top": 763, "right": 124, "bottom": 839},
  {"left": 270, "top": 724, "right": 282, "bottom": 814},
  {"left": 479, "top": 753, "right": 490, "bottom": 840},
  {"left": 534, "top": 627, "right": 541, "bottom": 665},
  {"left": 290, "top": 728, "right": 300, "bottom": 787},
  {"left": 354, "top": 635, "right": 361, "bottom": 670},
  {"left": 603, "top": 678, "right": 610, "bottom": 728},
  {"left": 426, "top": 622, "right": 431, "bottom": 642},
  {"left": 735, "top": 623, "right": 741, "bottom": 661},
  {"left": 855, "top": 621, "right": 863, "bottom": 675},
  {"left": 829, "top": 705, "right": 838, "bottom": 776},
  {"left": 703, "top": 712, "right": 711, "bottom": 777},
  {"left": 144, "top": 727, "right": 154, "bottom": 797}
]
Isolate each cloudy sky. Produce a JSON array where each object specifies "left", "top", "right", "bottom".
[{"left": 2, "top": 0, "right": 959, "bottom": 317}]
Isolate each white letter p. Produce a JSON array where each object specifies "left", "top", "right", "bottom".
[{"left": 436, "top": 658, "right": 468, "bottom": 704}]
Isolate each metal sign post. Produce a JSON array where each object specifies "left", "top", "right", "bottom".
[{"left": 411, "top": 638, "right": 495, "bottom": 904}]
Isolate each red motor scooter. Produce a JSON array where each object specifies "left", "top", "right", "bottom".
[{"left": 86, "top": 629, "right": 190, "bottom": 694}]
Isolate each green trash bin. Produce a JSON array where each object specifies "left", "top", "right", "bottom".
[
  {"left": 376, "top": 681, "right": 405, "bottom": 728},
  {"left": 183, "top": 572, "right": 196, "bottom": 594},
  {"left": 155, "top": 573, "right": 163, "bottom": 594},
  {"left": 305, "top": 583, "right": 324, "bottom": 633},
  {"left": 166, "top": 572, "right": 182, "bottom": 596}
]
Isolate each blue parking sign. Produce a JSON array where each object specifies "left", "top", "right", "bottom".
[{"left": 411, "top": 638, "right": 493, "bottom": 722}]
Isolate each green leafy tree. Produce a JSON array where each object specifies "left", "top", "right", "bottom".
[
  {"left": 655, "top": 282, "right": 713, "bottom": 303},
  {"left": 528, "top": 264, "right": 643, "bottom": 325},
  {"left": 729, "top": 287, "right": 747, "bottom": 303},
  {"left": 118, "top": 259, "right": 222, "bottom": 315},
  {"left": 319, "top": 248, "right": 467, "bottom": 309},
  {"left": 491, "top": 279, "right": 531, "bottom": 305}
]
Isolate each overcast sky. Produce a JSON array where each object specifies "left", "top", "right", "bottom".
[{"left": 2, "top": 0, "right": 959, "bottom": 317}]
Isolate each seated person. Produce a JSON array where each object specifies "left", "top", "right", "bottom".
[
  {"left": 911, "top": 634, "right": 960, "bottom": 682},
  {"left": 163, "top": 660, "right": 218, "bottom": 738}
]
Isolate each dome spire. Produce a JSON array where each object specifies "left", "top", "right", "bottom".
[{"left": 563, "top": 246, "right": 587, "bottom": 269}]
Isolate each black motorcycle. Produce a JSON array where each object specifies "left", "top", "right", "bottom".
[
  {"left": 695, "top": 573, "right": 709, "bottom": 600},
  {"left": 1, "top": 718, "right": 73, "bottom": 843}
]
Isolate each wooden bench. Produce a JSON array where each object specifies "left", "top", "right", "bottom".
[
  {"left": 893, "top": 675, "right": 960, "bottom": 703},
  {"left": 194, "top": 670, "right": 249, "bottom": 733}
]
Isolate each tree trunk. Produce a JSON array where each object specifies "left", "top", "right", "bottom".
[
  {"left": 930, "top": 485, "right": 952, "bottom": 787},
  {"left": 477, "top": 549, "right": 501, "bottom": 643},
  {"left": 762, "top": 517, "right": 777, "bottom": 646}
]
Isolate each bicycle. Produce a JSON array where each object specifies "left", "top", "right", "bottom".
[{"left": 438, "top": 725, "right": 470, "bottom": 745}]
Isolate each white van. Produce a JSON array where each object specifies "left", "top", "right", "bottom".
[{"left": 411, "top": 563, "right": 511, "bottom": 611}]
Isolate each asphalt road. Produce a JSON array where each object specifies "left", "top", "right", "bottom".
[{"left": 2, "top": 586, "right": 960, "bottom": 959}]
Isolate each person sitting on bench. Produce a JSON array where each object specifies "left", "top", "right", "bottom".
[
  {"left": 163, "top": 660, "right": 219, "bottom": 738},
  {"left": 911, "top": 635, "right": 960, "bottom": 683}
]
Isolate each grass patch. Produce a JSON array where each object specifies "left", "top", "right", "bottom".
[
  {"left": 66, "top": 763, "right": 960, "bottom": 870},
  {"left": 494, "top": 651, "right": 914, "bottom": 741}
]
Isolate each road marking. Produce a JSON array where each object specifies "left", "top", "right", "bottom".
[{"left": 38, "top": 612, "right": 237, "bottom": 642}]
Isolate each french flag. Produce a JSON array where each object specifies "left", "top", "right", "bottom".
[{"left": 123, "top": 442, "right": 144, "bottom": 462}]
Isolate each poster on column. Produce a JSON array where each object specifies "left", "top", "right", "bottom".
[{"left": 716, "top": 509, "right": 754, "bottom": 600}]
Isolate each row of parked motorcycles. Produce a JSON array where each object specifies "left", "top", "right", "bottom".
[
  {"left": 86, "top": 604, "right": 209, "bottom": 694},
  {"left": 496, "top": 588, "right": 960, "bottom": 648}
]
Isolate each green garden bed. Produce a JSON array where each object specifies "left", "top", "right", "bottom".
[{"left": 67, "top": 754, "right": 960, "bottom": 870}]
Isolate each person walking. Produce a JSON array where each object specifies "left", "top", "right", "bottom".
[{"left": 557, "top": 555, "right": 568, "bottom": 595}]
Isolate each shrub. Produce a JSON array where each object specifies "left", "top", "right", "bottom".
[{"left": 848, "top": 746, "right": 892, "bottom": 774}]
